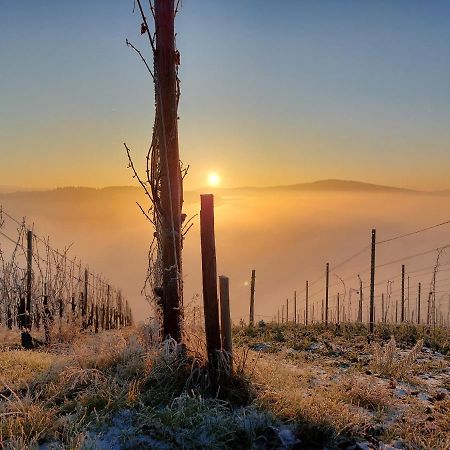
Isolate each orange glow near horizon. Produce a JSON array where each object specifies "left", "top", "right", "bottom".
[{"left": 207, "top": 172, "right": 221, "bottom": 187}]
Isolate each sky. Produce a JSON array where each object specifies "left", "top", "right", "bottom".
[{"left": 1, "top": 1, "right": 450, "bottom": 190}]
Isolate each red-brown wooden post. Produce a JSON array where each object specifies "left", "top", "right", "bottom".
[
  {"left": 200, "top": 194, "right": 222, "bottom": 364},
  {"left": 325, "top": 262, "right": 329, "bottom": 325},
  {"left": 249, "top": 269, "right": 256, "bottom": 325},
  {"left": 219, "top": 275, "right": 233, "bottom": 369},
  {"left": 305, "top": 280, "right": 309, "bottom": 325},
  {"left": 369, "top": 229, "right": 376, "bottom": 332},
  {"left": 294, "top": 291, "right": 297, "bottom": 324}
]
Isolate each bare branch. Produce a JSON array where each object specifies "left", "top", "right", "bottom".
[
  {"left": 126, "top": 39, "right": 154, "bottom": 79},
  {"left": 136, "top": 0, "right": 156, "bottom": 52}
]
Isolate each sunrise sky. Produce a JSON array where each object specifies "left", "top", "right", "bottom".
[{"left": 1, "top": 1, "right": 450, "bottom": 190}]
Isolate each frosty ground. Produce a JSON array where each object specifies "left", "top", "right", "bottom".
[{"left": 0, "top": 323, "right": 448, "bottom": 449}]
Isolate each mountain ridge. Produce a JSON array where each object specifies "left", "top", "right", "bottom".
[{"left": 0, "top": 179, "right": 448, "bottom": 197}]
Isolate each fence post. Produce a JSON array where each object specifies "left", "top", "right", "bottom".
[
  {"left": 26, "top": 230, "right": 32, "bottom": 330},
  {"left": 407, "top": 275, "right": 410, "bottom": 322},
  {"left": 43, "top": 282, "right": 51, "bottom": 344},
  {"left": 305, "top": 280, "right": 309, "bottom": 326},
  {"left": 337, "top": 292, "right": 340, "bottom": 325},
  {"left": 417, "top": 282, "right": 421, "bottom": 325},
  {"left": 369, "top": 229, "right": 376, "bottom": 333},
  {"left": 294, "top": 291, "right": 297, "bottom": 324},
  {"left": 358, "top": 275, "right": 363, "bottom": 323},
  {"left": 20, "top": 230, "right": 34, "bottom": 348},
  {"left": 71, "top": 295, "right": 76, "bottom": 321},
  {"left": 200, "top": 194, "right": 222, "bottom": 366},
  {"left": 325, "top": 263, "right": 329, "bottom": 325},
  {"left": 83, "top": 268, "right": 88, "bottom": 329},
  {"left": 219, "top": 275, "right": 233, "bottom": 370},
  {"left": 7, "top": 306, "right": 12, "bottom": 330},
  {"left": 95, "top": 304, "right": 99, "bottom": 333},
  {"left": 286, "top": 298, "right": 289, "bottom": 324},
  {"left": 249, "top": 269, "right": 256, "bottom": 325},
  {"left": 106, "top": 284, "right": 111, "bottom": 330},
  {"left": 401, "top": 264, "right": 405, "bottom": 322}
]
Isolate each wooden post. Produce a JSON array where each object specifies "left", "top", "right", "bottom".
[
  {"left": 71, "top": 295, "right": 76, "bottom": 321},
  {"left": 83, "top": 268, "right": 88, "bottom": 329},
  {"left": 277, "top": 309, "right": 280, "bottom": 324},
  {"left": 200, "top": 194, "right": 222, "bottom": 363},
  {"left": 43, "top": 282, "right": 51, "bottom": 344},
  {"left": 18, "top": 298, "right": 25, "bottom": 329},
  {"left": 6, "top": 306, "right": 12, "bottom": 330},
  {"left": 249, "top": 269, "right": 256, "bottom": 325},
  {"left": 101, "top": 304, "right": 105, "bottom": 330},
  {"left": 286, "top": 298, "right": 289, "bottom": 324},
  {"left": 337, "top": 292, "right": 340, "bottom": 325},
  {"left": 381, "top": 293, "right": 385, "bottom": 323},
  {"left": 321, "top": 298, "right": 324, "bottom": 323},
  {"left": 282, "top": 304, "right": 284, "bottom": 323},
  {"left": 21, "top": 230, "right": 34, "bottom": 348},
  {"left": 89, "top": 302, "right": 94, "bottom": 329},
  {"left": 219, "top": 275, "right": 232, "bottom": 369},
  {"left": 305, "top": 280, "right": 309, "bottom": 326},
  {"left": 118, "top": 291, "right": 123, "bottom": 328},
  {"left": 407, "top": 275, "right": 410, "bottom": 322},
  {"left": 401, "top": 265, "right": 405, "bottom": 322},
  {"left": 106, "top": 284, "right": 111, "bottom": 330},
  {"left": 26, "top": 230, "right": 32, "bottom": 330},
  {"left": 294, "top": 291, "right": 297, "bottom": 324},
  {"left": 325, "top": 263, "right": 329, "bottom": 325},
  {"left": 358, "top": 275, "right": 363, "bottom": 323},
  {"left": 417, "top": 282, "right": 421, "bottom": 325},
  {"left": 369, "top": 229, "right": 376, "bottom": 333},
  {"left": 155, "top": 0, "right": 183, "bottom": 343},
  {"left": 95, "top": 304, "right": 99, "bottom": 333}
]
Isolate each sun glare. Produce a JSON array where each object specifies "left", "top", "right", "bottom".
[{"left": 208, "top": 172, "right": 221, "bottom": 187}]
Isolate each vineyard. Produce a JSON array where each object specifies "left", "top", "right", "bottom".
[
  {"left": 251, "top": 221, "right": 450, "bottom": 336},
  {"left": 1, "top": 0, "right": 450, "bottom": 449},
  {"left": 0, "top": 206, "right": 132, "bottom": 348}
]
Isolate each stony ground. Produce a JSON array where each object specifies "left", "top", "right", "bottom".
[{"left": 0, "top": 323, "right": 449, "bottom": 449}]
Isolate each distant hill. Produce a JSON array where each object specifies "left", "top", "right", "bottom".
[
  {"left": 243, "top": 179, "right": 417, "bottom": 193},
  {"left": 1, "top": 180, "right": 449, "bottom": 207},
  {"left": 195, "top": 179, "right": 426, "bottom": 195}
]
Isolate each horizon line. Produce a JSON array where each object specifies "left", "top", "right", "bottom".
[{"left": 1, "top": 178, "right": 449, "bottom": 194}]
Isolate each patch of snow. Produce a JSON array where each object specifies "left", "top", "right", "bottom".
[{"left": 277, "top": 428, "right": 298, "bottom": 447}]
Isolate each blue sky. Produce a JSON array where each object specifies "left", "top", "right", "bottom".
[{"left": 1, "top": 1, "right": 450, "bottom": 189}]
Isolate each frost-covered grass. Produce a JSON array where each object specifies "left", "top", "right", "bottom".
[
  {"left": 0, "top": 322, "right": 448, "bottom": 449},
  {"left": 0, "top": 326, "right": 290, "bottom": 449},
  {"left": 239, "top": 322, "right": 450, "bottom": 449}
]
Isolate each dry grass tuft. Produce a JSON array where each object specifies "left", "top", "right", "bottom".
[
  {"left": 0, "top": 388, "right": 57, "bottom": 445},
  {"left": 371, "top": 336, "right": 423, "bottom": 379},
  {"left": 340, "top": 375, "right": 393, "bottom": 412}
]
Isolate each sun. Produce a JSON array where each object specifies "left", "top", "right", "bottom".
[{"left": 207, "top": 172, "right": 221, "bottom": 187}]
